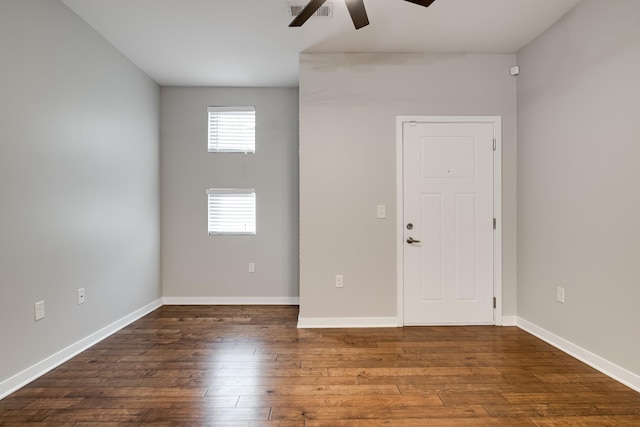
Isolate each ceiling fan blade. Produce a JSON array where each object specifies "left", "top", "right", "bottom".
[
  {"left": 345, "top": 0, "right": 369, "bottom": 29},
  {"left": 404, "top": 0, "right": 436, "bottom": 7},
  {"left": 289, "top": 0, "right": 328, "bottom": 27}
]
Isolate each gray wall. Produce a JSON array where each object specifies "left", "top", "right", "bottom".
[
  {"left": 160, "top": 87, "right": 299, "bottom": 300},
  {"left": 299, "top": 53, "right": 517, "bottom": 320},
  {"left": 517, "top": 0, "right": 640, "bottom": 374},
  {"left": 0, "top": 0, "right": 160, "bottom": 384}
]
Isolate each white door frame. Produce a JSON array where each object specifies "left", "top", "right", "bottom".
[{"left": 396, "top": 116, "right": 503, "bottom": 326}]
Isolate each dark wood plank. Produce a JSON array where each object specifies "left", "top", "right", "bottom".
[{"left": 1, "top": 305, "right": 638, "bottom": 426}]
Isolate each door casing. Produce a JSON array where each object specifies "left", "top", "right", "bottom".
[{"left": 396, "top": 116, "right": 503, "bottom": 326}]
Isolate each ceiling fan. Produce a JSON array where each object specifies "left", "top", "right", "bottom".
[{"left": 290, "top": 0, "right": 436, "bottom": 30}]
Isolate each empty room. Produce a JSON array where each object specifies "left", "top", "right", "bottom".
[{"left": 1, "top": 0, "right": 639, "bottom": 425}]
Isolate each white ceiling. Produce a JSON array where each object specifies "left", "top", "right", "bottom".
[{"left": 60, "top": 0, "right": 582, "bottom": 87}]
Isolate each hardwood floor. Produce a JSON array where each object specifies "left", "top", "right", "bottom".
[{"left": 1, "top": 305, "right": 639, "bottom": 426}]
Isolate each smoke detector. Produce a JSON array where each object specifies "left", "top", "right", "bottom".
[{"left": 287, "top": 2, "right": 333, "bottom": 19}]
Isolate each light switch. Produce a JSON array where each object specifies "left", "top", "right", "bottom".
[{"left": 376, "top": 205, "right": 386, "bottom": 219}]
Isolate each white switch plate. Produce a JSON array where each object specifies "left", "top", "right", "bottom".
[
  {"left": 335, "top": 275, "right": 344, "bottom": 288},
  {"left": 248, "top": 262, "right": 255, "bottom": 273},
  {"left": 34, "top": 301, "right": 45, "bottom": 321},
  {"left": 556, "top": 286, "right": 565, "bottom": 303},
  {"left": 77, "top": 288, "right": 85, "bottom": 305},
  {"left": 376, "top": 205, "right": 386, "bottom": 219}
]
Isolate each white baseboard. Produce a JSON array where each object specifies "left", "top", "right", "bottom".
[
  {"left": 162, "top": 296, "right": 300, "bottom": 305},
  {"left": 517, "top": 317, "right": 640, "bottom": 393},
  {"left": 297, "top": 316, "right": 399, "bottom": 329},
  {"left": 501, "top": 315, "right": 518, "bottom": 326},
  {"left": 0, "top": 298, "right": 163, "bottom": 400}
]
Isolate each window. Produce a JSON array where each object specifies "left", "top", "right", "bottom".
[
  {"left": 207, "top": 106, "right": 255, "bottom": 153},
  {"left": 207, "top": 188, "right": 256, "bottom": 235}
]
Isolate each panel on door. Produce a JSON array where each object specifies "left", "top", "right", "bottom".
[{"left": 403, "top": 121, "right": 494, "bottom": 325}]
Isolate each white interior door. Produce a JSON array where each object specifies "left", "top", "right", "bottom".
[{"left": 403, "top": 121, "right": 495, "bottom": 325}]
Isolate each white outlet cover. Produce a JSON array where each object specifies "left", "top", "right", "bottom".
[{"left": 34, "top": 301, "right": 45, "bottom": 320}]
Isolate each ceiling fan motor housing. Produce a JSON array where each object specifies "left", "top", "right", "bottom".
[{"left": 290, "top": 0, "right": 436, "bottom": 29}]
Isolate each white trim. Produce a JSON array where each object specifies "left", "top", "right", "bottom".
[
  {"left": 396, "top": 116, "right": 503, "bottom": 326},
  {"left": 0, "top": 298, "right": 163, "bottom": 400},
  {"left": 395, "top": 120, "right": 405, "bottom": 326},
  {"left": 207, "top": 106, "right": 255, "bottom": 113},
  {"left": 492, "top": 118, "right": 503, "bottom": 324},
  {"left": 517, "top": 317, "right": 640, "bottom": 393},
  {"left": 404, "top": 321, "right": 495, "bottom": 326},
  {"left": 162, "top": 296, "right": 300, "bottom": 305},
  {"left": 298, "top": 317, "right": 398, "bottom": 329}
]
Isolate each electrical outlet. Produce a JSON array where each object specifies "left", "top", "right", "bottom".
[
  {"left": 77, "top": 288, "right": 85, "bottom": 305},
  {"left": 34, "top": 301, "right": 45, "bottom": 321},
  {"left": 248, "top": 262, "right": 255, "bottom": 273},
  {"left": 556, "top": 286, "right": 565, "bottom": 304},
  {"left": 335, "top": 275, "right": 344, "bottom": 288}
]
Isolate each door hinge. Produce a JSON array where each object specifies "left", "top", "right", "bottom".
[
  {"left": 493, "top": 218, "right": 496, "bottom": 229},
  {"left": 493, "top": 138, "right": 496, "bottom": 151},
  {"left": 493, "top": 297, "right": 497, "bottom": 309}
]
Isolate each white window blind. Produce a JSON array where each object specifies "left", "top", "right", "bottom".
[
  {"left": 207, "top": 106, "right": 255, "bottom": 153},
  {"left": 206, "top": 188, "right": 256, "bottom": 235}
]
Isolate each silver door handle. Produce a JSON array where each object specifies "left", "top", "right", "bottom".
[{"left": 406, "top": 237, "right": 421, "bottom": 244}]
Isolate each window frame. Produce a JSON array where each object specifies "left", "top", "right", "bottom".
[
  {"left": 206, "top": 188, "right": 256, "bottom": 236},
  {"left": 207, "top": 106, "right": 256, "bottom": 154}
]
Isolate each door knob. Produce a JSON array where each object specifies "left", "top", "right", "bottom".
[{"left": 406, "top": 237, "right": 421, "bottom": 244}]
